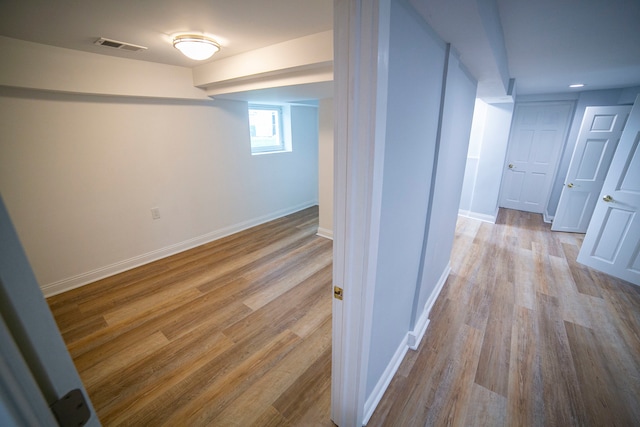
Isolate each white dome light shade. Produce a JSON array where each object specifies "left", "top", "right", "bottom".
[{"left": 173, "top": 35, "right": 220, "bottom": 60}]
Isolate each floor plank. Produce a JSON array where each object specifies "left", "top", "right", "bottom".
[
  {"left": 369, "top": 208, "right": 640, "bottom": 426},
  {"left": 48, "top": 206, "right": 335, "bottom": 426}
]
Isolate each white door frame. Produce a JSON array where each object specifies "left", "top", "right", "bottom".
[
  {"left": 331, "top": 0, "right": 390, "bottom": 425},
  {"left": 0, "top": 314, "right": 59, "bottom": 426},
  {"left": 0, "top": 196, "right": 99, "bottom": 426}
]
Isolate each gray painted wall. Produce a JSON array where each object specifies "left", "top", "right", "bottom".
[
  {"left": 365, "top": 0, "right": 477, "bottom": 399},
  {"left": 414, "top": 51, "right": 477, "bottom": 320},
  {"left": 366, "top": 1, "right": 446, "bottom": 396}
]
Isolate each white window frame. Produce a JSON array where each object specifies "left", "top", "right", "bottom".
[{"left": 248, "top": 104, "right": 292, "bottom": 155}]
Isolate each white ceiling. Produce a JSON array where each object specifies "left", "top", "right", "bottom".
[
  {"left": 498, "top": 0, "right": 640, "bottom": 95},
  {"left": 1, "top": 0, "right": 639, "bottom": 99},
  {"left": 0, "top": 0, "right": 333, "bottom": 67},
  {"left": 414, "top": 0, "right": 640, "bottom": 97}
]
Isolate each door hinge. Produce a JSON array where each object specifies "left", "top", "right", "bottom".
[
  {"left": 50, "top": 389, "right": 91, "bottom": 427},
  {"left": 334, "top": 286, "right": 343, "bottom": 300}
]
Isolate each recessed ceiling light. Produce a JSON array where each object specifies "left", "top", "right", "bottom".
[
  {"left": 173, "top": 34, "right": 220, "bottom": 61},
  {"left": 569, "top": 83, "right": 585, "bottom": 88}
]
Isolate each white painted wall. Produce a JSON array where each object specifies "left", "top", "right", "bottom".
[
  {"left": 318, "top": 97, "right": 334, "bottom": 239},
  {"left": 459, "top": 100, "right": 514, "bottom": 222},
  {"left": 459, "top": 99, "right": 487, "bottom": 212},
  {"left": 0, "top": 63, "right": 318, "bottom": 295},
  {"left": 192, "top": 31, "right": 333, "bottom": 91}
]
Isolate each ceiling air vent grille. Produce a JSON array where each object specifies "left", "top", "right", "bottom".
[{"left": 94, "top": 37, "right": 147, "bottom": 52}]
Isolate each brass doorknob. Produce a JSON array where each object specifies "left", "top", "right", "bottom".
[
  {"left": 508, "top": 164, "right": 514, "bottom": 169},
  {"left": 603, "top": 195, "right": 613, "bottom": 202},
  {"left": 567, "top": 183, "right": 574, "bottom": 188}
]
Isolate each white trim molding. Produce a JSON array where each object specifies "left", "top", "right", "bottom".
[
  {"left": 362, "top": 334, "right": 409, "bottom": 425},
  {"left": 408, "top": 262, "right": 450, "bottom": 350},
  {"left": 331, "top": 0, "right": 391, "bottom": 425},
  {"left": 362, "top": 262, "right": 451, "bottom": 425},
  {"left": 458, "top": 208, "right": 498, "bottom": 224},
  {"left": 41, "top": 200, "right": 317, "bottom": 297},
  {"left": 316, "top": 227, "right": 334, "bottom": 240}
]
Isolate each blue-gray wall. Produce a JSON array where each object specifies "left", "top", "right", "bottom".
[
  {"left": 366, "top": 1, "right": 445, "bottom": 396},
  {"left": 415, "top": 51, "right": 477, "bottom": 321},
  {"left": 365, "top": 0, "right": 477, "bottom": 398}
]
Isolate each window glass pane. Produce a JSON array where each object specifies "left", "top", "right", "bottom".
[{"left": 249, "top": 106, "right": 284, "bottom": 153}]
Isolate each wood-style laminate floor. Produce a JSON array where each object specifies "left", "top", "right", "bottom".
[
  {"left": 48, "top": 207, "right": 640, "bottom": 426},
  {"left": 47, "top": 206, "right": 335, "bottom": 426},
  {"left": 369, "top": 208, "right": 640, "bottom": 426}
]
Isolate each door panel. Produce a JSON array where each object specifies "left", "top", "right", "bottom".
[
  {"left": 500, "top": 102, "right": 574, "bottom": 213},
  {"left": 558, "top": 191, "right": 592, "bottom": 229},
  {"left": 631, "top": 250, "right": 640, "bottom": 274},
  {"left": 535, "top": 130, "right": 558, "bottom": 161},
  {"left": 504, "top": 171, "right": 526, "bottom": 202},
  {"left": 523, "top": 173, "right": 545, "bottom": 206},
  {"left": 575, "top": 139, "right": 607, "bottom": 180},
  {"left": 577, "top": 95, "right": 640, "bottom": 285},
  {"left": 592, "top": 114, "right": 615, "bottom": 130},
  {"left": 620, "top": 141, "right": 640, "bottom": 190},
  {"left": 591, "top": 208, "right": 633, "bottom": 262},
  {"left": 513, "top": 130, "right": 534, "bottom": 160},
  {"left": 552, "top": 105, "right": 631, "bottom": 232}
]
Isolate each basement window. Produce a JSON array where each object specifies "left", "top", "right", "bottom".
[{"left": 248, "top": 104, "right": 291, "bottom": 154}]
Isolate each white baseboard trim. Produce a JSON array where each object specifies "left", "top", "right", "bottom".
[
  {"left": 41, "top": 201, "right": 318, "bottom": 297},
  {"left": 543, "top": 212, "right": 554, "bottom": 224},
  {"left": 362, "top": 262, "right": 451, "bottom": 425},
  {"left": 362, "top": 335, "right": 409, "bottom": 426},
  {"left": 458, "top": 209, "right": 497, "bottom": 224},
  {"left": 407, "top": 262, "right": 450, "bottom": 350},
  {"left": 316, "top": 227, "right": 334, "bottom": 240}
]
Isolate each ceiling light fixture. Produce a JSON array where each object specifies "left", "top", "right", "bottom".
[
  {"left": 569, "top": 83, "right": 585, "bottom": 88},
  {"left": 173, "top": 34, "right": 220, "bottom": 61}
]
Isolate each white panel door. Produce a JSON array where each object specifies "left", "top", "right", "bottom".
[
  {"left": 500, "top": 102, "right": 574, "bottom": 213},
  {"left": 552, "top": 105, "right": 631, "bottom": 232},
  {"left": 577, "top": 95, "right": 640, "bottom": 286}
]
